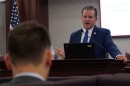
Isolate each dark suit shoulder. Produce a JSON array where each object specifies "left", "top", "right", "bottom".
[
  {"left": 0, "top": 76, "right": 44, "bottom": 86},
  {"left": 69, "top": 29, "right": 82, "bottom": 43},
  {"left": 71, "top": 29, "right": 82, "bottom": 35},
  {"left": 0, "top": 82, "right": 10, "bottom": 86},
  {"left": 0, "top": 76, "right": 54, "bottom": 86},
  {"left": 94, "top": 26, "right": 111, "bottom": 36}
]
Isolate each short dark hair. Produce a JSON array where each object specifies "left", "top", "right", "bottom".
[
  {"left": 8, "top": 21, "right": 51, "bottom": 66},
  {"left": 81, "top": 6, "right": 97, "bottom": 17}
]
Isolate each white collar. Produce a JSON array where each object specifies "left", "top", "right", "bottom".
[
  {"left": 82, "top": 27, "right": 94, "bottom": 34},
  {"left": 15, "top": 72, "right": 46, "bottom": 81}
]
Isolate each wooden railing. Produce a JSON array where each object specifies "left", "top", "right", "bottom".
[{"left": 0, "top": 56, "right": 130, "bottom": 77}]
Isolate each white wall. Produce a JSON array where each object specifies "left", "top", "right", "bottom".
[
  {"left": 48, "top": 0, "right": 100, "bottom": 48},
  {"left": 113, "top": 38, "right": 130, "bottom": 55},
  {"left": 48, "top": 0, "right": 130, "bottom": 57}
]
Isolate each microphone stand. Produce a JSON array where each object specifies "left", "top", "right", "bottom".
[{"left": 88, "top": 36, "right": 109, "bottom": 59}]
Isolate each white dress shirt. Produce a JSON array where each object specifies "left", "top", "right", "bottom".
[
  {"left": 15, "top": 72, "right": 46, "bottom": 81},
  {"left": 81, "top": 27, "right": 94, "bottom": 43}
]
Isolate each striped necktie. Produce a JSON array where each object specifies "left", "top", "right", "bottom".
[{"left": 82, "top": 30, "right": 88, "bottom": 43}]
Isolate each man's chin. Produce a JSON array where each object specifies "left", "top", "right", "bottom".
[{"left": 84, "top": 26, "right": 91, "bottom": 30}]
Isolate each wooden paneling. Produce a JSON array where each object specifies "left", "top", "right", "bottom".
[
  {"left": 5, "top": 0, "right": 49, "bottom": 52},
  {"left": 38, "top": 0, "right": 48, "bottom": 28},
  {"left": 6, "top": 0, "right": 48, "bottom": 35},
  {"left": 6, "top": 0, "right": 12, "bottom": 37}
]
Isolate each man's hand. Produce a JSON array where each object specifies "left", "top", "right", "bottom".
[
  {"left": 56, "top": 48, "right": 65, "bottom": 59},
  {"left": 116, "top": 55, "right": 127, "bottom": 63}
]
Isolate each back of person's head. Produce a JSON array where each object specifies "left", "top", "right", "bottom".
[
  {"left": 5, "top": 21, "right": 51, "bottom": 68},
  {"left": 81, "top": 5, "right": 97, "bottom": 17}
]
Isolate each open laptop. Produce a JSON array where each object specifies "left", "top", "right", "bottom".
[{"left": 64, "top": 43, "right": 96, "bottom": 59}]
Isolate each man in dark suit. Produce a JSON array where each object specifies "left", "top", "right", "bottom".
[
  {"left": 2, "top": 21, "right": 52, "bottom": 85},
  {"left": 56, "top": 6, "right": 127, "bottom": 62}
]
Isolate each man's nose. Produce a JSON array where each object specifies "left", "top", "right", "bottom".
[{"left": 85, "top": 17, "right": 90, "bottom": 21}]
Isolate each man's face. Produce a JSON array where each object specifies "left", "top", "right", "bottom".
[{"left": 81, "top": 9, "right": 97, "bottom": 30}]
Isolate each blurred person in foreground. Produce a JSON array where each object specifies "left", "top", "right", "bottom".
[{"left": 2, "top": 21, "right": 52, "bottom": 86}]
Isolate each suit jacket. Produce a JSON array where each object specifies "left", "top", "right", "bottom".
[
  {"left": 0, "top": 76, "right": 53, "bottom": 86},
  {"left": 0, "top": 76, "right": 97, "bottom": 86},
  {"left": 69, "top": 25, "right": 122, "bottom": 58}
]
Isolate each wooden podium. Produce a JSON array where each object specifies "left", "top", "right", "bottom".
[
  {"left": 0, "top": 58, "right": 130, "bottom": 77},
  {"left": 50, "top": 59, "right": 127, "bottom": 76}
]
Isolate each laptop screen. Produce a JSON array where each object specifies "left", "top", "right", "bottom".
[{"left": 64, "top": 43, "right": 96, "bottom": 59}]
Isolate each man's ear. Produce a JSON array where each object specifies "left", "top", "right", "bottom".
[
  {"left": 45, "top": 50, "right": 52, "bottom": 68},
  {"left": 4, "top": 54, "right": 12, "bottom": 70}
]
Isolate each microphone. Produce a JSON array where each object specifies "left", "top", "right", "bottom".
[
  {"left": 81, "top": 29, "right": 108, "bottom": 58},
  {"left": 88, "top": 35, "right": 109, "bottom": 59}
]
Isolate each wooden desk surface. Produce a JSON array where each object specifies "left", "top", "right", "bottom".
[
  {"left": 49, "top": 59, "right": 128, "bottom": 76},
  {"left": 0, "top": 58, "right": 130, "bottom": 77}
]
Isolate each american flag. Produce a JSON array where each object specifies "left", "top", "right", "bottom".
[{"left": 10, "top": 0, "right": 19, "bottom": 30}]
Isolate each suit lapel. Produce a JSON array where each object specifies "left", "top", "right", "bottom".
[
  {"left": 90, "top": 26, "right": 98, "bottom": 43},
  {"left": 76, "top": 29, "right": 82, "bottom": 43}
]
